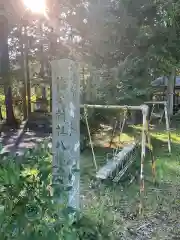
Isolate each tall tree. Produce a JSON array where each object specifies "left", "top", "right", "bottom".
[{"left": 0, "top": 6, "right": 16, "bottom": 125}]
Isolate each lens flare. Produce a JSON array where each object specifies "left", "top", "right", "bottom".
[{"left": 23, "top": 0, "right": 46, "bottom": 13}]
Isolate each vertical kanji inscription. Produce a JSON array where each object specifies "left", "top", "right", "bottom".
[{"left": 51, "top": 59, "right": 80, "bottom": 209}]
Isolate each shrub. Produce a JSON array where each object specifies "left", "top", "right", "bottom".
[{"left": 0, "top": 144, "right": 106, "bottom": 239}]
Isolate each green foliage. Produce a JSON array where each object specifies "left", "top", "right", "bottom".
[
  {"left": 0, "top": 145, "right": 104, "bottom": 240},
  {"left": 80, "top": 0, "right": 180, "bottom": 103},
  {"left": 5, "top": 0, "right": 180, "bottom": 114}
]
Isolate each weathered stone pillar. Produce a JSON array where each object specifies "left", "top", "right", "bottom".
[{"left": 51, "top": 59, "right": 80, "bottom": 209}]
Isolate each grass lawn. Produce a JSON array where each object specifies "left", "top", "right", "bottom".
[{"left": 80, "top": 125, "right": 180, "bottom": 239}]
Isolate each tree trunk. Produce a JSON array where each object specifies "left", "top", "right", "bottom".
[
  {"left": 0, "top": 11, "right": 16, "bottom": 125},
  {"left": 167, "top": 68, "right": 176, "bottom": 117},
  {"left": 20, "top": 27, "right": 27, "bottom": 119},
  {"left": 25, "top": 40, "right": 31, "bottom": 116},
  {"left": 0, "top": 107, "right": 3, "bottom": 120},
  {"left": 22, "top": 23, "right": 31, "bottom": 116},
  {"left": 4, "top": 85, "right": 16, "bottom": 125},
  {"left": 50, "top": 84, "right": 52, "bottom": 112}
]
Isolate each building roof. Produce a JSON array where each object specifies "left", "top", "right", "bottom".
[{"left": 152, "top": 76, "right": 180, "bottom": 87}]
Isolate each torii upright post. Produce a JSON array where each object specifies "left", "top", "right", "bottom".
[{"left": 51, "top": 59, "right": 80, "bottom": 209}]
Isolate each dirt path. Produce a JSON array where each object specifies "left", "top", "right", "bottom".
[
  {"left": 0, "top": 128, "right": 50, "bottom": 156},
  {"left": 15, "top": 130, "right": 51, "bottom": 156},
  {"left": 0, "top": 129, "right": 23, "bottom": 154}
]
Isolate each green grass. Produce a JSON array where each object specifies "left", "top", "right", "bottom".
[
  {"left": 1, "top": 87, "right": 180, "bottom": 238},
  {"left": 80, "top": 125, "right": 180, "bottom": 239}
]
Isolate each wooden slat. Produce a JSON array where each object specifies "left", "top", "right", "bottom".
[{"left": 96, "top": 143, "right": 136, "bottom": 180}]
